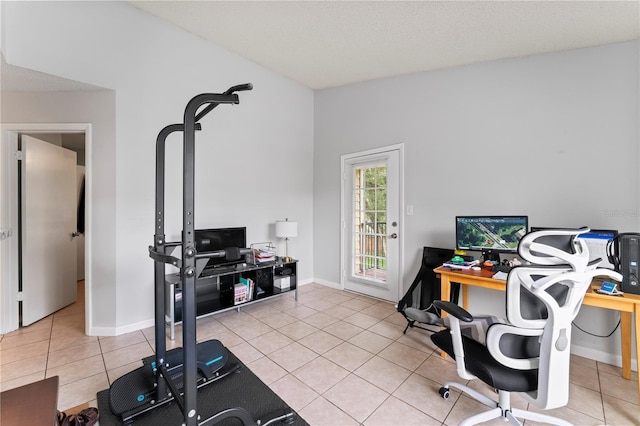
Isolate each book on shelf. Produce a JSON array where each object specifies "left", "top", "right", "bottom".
[
  {"left": 239, "top": 277, "right": 254, "bottom": 302},
  {"left": 234, "top": 283, "right": 247, "bottom": 305}
]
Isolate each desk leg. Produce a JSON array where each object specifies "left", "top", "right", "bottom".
[
  {"left": 440, "top": 275, "right": 451, "bottom": 358},
  {"left": 621, "top": 311, "right": 632, "bottom": 380},
  {"left": 441, "top": 275, "right": 451, "bottom": 305},
  {"left": 461, "top": 284, "right": 469, "bottom": 311}
]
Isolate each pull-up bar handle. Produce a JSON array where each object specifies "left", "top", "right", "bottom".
[
  {"left": 225, "top": 83, "right": 253, "bottom": 95},
  {"left": 194, "top": 83, "right": 253, "bottom": 122}
]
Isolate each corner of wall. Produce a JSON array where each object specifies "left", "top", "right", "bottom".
[{"left": 0, "top": 2, "right": 5, "bottom": 57}]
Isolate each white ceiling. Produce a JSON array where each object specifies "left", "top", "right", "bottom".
[
  {"left": 129, "top": 0, "right": 640, "bottom": 89},
  {"left": 2, "top": 1, "right": 639, "bottom": 91}
]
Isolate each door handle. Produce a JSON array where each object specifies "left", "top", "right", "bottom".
[
  {"left": 71, "top": 231, "right": 81, "bottom": 238},
  {"left": 389, "top": 233, "right": 398, "bottom": 239}
]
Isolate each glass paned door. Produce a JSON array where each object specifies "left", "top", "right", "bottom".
[{"left": 342, "top": 147, "right": 400, "bottom": 302}]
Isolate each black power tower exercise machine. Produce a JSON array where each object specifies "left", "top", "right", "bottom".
[{"left": 108, "top": 84, "right": 297, "bottom": 425}]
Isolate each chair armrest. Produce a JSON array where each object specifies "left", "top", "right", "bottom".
[
  {"left": 433, "top": 300, "right": 473, "bottom": 322},
  {"left": 433, "top": 300, "right": 477, "bottom": 381}
]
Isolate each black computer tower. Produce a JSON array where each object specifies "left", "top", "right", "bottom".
[{"left": 619, "top": 234, "right": 640, "bottom": 295}]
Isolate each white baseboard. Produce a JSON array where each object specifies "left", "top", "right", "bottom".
[
  {"left": 310, "top": 278, "right": 341, "bottom": 289},
  {"left": 88, "top": 318, "right": 155, "bottom": 337},
  {"left": 297, "top": 278, "right": 316, "bottom": 286},
  {"left": 87, "top": 326, "right": 117, "bottom": 336},
  {"left": 571, "top": 343, "right": 638, "bottom": 372}
]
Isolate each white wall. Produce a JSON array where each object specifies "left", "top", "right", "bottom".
[
  {"left": 2, "top": 1, "right": 314, "bottom": 334},
  {"left": 1, "top": 91, "right": 117, "bottom": 332},
  {"left": 314, "top": 41, "right": 639, "bottom": 367}
]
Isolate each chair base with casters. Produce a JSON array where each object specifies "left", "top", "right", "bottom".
[{"left": 439, "top": 381, "right": 572, "bottom": 426}]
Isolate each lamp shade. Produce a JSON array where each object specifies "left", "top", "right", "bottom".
[{"left": 275, "top": 220, "right": 298, "bottom": 238}]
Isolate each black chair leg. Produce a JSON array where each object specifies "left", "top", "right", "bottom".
[{"left": 403, "top": 321, "right": 414, "bottom": 334}]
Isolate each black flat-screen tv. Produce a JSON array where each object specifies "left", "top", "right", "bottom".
[
  {"left": 455, "top": 216, "right": 528, "bottom": 262},
  {"left": 195, "top": 227, "right": 247, "bottom": 269}
]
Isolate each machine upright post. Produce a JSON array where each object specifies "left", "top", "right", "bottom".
[
  {"left": 182, "top": 102, "right": 198, "bottom": 426},
  {"left": 181, "top": 93, "right": 242, "bottom": 425},
  {"left": 153, "top": 123, "right": 187, "bottom": 401}
]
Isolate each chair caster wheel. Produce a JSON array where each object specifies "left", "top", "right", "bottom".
[{"left": 439, "top": 386, "right": 450, "bottom": 399}]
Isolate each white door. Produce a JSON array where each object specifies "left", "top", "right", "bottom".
[
  {"left": 21, "top": 135, "right": 77, "bottom": 326},
  {"left": 342, "top": 146, "right": 402, "bottom": 302}
]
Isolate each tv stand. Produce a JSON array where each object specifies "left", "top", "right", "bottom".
[{"left": 166, "top": 259, "right": 297, "bottom": 340}]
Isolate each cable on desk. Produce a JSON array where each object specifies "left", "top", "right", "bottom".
[{"left": 572, "top": 317, "right": 621, "bottom": 338}]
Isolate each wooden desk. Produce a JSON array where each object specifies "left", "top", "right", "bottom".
[
  {"left": 435, "top": 266, "right": 640, "bottom": 402},
  {"left": 0, "top": 376, "right": 59, "bottom": 426}
]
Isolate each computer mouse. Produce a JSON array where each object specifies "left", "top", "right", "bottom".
[{"left": 472, "top": 266, "right": 481, "bottom": 271}]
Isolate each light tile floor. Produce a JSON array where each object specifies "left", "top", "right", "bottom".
[{"left": 1, "top": 282, "right": 638, "bottom": 425}]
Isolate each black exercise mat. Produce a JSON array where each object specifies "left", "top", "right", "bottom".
[{"left": 97, "top": 349, "right": 309, "bottom": 425}]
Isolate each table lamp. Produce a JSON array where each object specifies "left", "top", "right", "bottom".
[{"left": 275, "top": 218, "right": 298, "bottom": 262}]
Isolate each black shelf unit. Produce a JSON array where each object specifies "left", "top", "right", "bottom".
[{"left": 166, "top": 260, "right": 297, "bottom": 332}]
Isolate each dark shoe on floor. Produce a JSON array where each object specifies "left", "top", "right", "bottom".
[
  {"left": 57, "top": 411, "right": 69, "bottom": 426},
  {"left": 66, "top": 407, "right": 99, "bottom": 426}
]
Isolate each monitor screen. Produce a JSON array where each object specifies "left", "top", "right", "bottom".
[
  {"left": 456, "top": 216, "right": 528, "bottom": 261},
  {"left": 195, "top": 227, "right": 247, "bottom": 268}
]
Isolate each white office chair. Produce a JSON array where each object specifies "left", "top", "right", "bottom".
[{"left": 431, "top": 228, "right": 622, "bottom": 426}]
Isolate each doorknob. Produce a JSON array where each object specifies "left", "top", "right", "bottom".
[
  {"left": 389, "top": 233, "right": 398, "bottom": 239},
  {"left": 71, "top": 231, "right": 81, "bottom": 238}
]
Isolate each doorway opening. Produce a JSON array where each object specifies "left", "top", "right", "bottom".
[{"left": 1, "top": 124, "right": 91, "bottom": 334}]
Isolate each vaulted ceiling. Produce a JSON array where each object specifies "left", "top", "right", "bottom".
[
  {"left": 129, "top": 1, "right": 640, "bottom": 89},
  {"left": 2, "top": 1, "right": 638, "bottom": 91}
]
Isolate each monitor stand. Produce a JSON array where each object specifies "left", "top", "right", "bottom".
[{"left": 482, "top": 250, "right": 500, "bottom": 264}]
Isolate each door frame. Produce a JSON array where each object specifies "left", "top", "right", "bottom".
[
  {"left": 1, "top": 123, "right": 92, "bottom": 334},
  {"left": 340, "top": 143, "right": 405, "bottom": 301}
]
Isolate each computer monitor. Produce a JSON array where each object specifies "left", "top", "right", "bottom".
[
  {"left": 531, "top": 227, "right": 618, "bottom": 269},
  {"left": 195, "top": 227, "right": 247, "bottom": 269},
  {"left": 456, "top": 216, "right": 529, "bottom": 262}
]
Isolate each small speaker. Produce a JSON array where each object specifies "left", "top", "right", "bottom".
[
  {"left": 279, "top": 268, "right": 293, "bottom": 276},
  {"left": 620, "top": 234, "right": 640, "bottom": 295}
]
